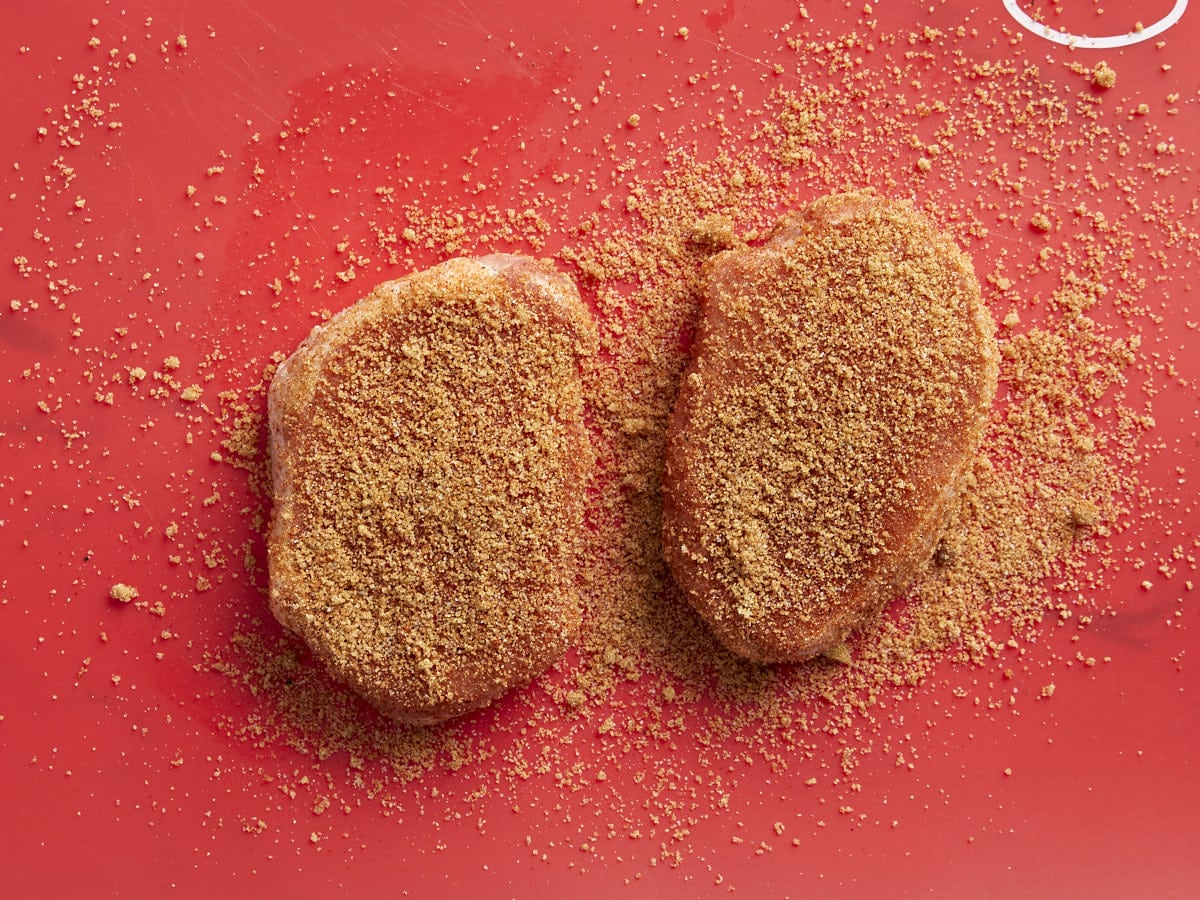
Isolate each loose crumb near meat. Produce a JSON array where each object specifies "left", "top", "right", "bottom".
[{"left": 6, "top": 3, "right": 1193, "bottom": 886}]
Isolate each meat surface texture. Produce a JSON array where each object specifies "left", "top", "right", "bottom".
[
  {"left": 268, "top": 255, "right": 596, "bottom": 724},
  {"left": 662, "top": 192, "right": 999, "bottom": 663}
]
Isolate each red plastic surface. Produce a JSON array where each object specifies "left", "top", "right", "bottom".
[{"left": 2, "top": 2, "right": 1197, "bottom": 897}]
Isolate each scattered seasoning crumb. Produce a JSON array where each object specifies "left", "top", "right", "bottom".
[
  {"left": 1092, "top": 62, "right": 1116, "bottom": 89},
  {"left": 1069, "top": 501, "right": 1099, "bottom": 530},
  {"left": 822, "top": 644, "right": 852, "bottom": 666},
  {"left": 109, "top": 584, "right": 138, "bottom": 604}
]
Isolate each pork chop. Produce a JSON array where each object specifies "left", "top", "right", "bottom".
[
  {"left": 661, "top": 192, "right": 999, "bottom": 662},
  {"left": 268, "top": 255, "right": 596, "bottom": 724}
]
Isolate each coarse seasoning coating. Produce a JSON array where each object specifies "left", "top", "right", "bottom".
[
  {"left": 267, "top": 255, "right": 597, "bottom": 725},
  {"left": 662, "top": 192, "right": 1000, "bottom": 663}
]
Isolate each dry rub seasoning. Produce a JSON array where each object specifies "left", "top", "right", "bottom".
[{"left": 194, "top": 16, "right": 1187, "bottom": 871}]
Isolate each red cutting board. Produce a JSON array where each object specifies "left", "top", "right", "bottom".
[{"left": 2, "top": 2, "right": 1197, "bottom": 897}]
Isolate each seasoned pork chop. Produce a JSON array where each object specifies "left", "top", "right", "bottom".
[
  {"left": 662, "top": 193, "right": 999, "bottom": 662},
  {"left": 268, "top": 255, "right": 596, "bottom": 724}
]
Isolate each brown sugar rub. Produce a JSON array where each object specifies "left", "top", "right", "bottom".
[
  {"left": 267, "top": 255, "right": 596, "bottom": 724},
  {"left": 662, "top": 192, "right": 999, "bottom": 662}
]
